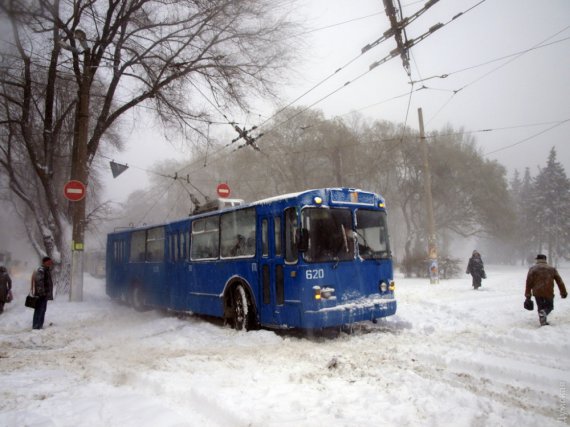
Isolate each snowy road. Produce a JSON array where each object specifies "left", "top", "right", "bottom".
[{"left": 1, "top": 265, "right": 569, "bottom": 426}]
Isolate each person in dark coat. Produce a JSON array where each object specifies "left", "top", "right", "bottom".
[
  {"left": 525, "top": 254, "right": 567, "bottom": 326},
  {"left": 466, "top": 250, "right": 486, "bottom": 290},
  {"left": 0, "top": 265, "right": 12, "bottom": 314},
  {"left": 32, "top": 256, "right": 54, "bottom": 330}
]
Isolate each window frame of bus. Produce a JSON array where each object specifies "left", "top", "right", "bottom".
[
  {"left": 300, "top": 207, "right": 354, "bottom": 263},
  {"left": 355, "top": 209, "right": 391, "bottom": 260},
  {"left": 220, "top": 207, "right": 256, "bottom": 259},
  {"left": 190, "top": 215, "right": 220, "bottom": 260},
  {"left": 146, "top": 226, "right": 165, "bottom": 262},
  {"left": 284, "top": 207, "right": 298, "bottom": 264}
]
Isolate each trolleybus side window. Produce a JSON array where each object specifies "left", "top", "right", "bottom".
[
  {"left": 220, "top": 208, "right": 256, "bottom": 258},
  {"left": 274, "top": 216, "right": 282, "bottom": 257},
  {"left": 191, "top": 216, "right": 220, "bottom": 260},
  {"left": 169, "top": 232, "right": 178, "bottom": 262},
  {"left": 284, "top": 207, "right": 298, "bottom": 263},
  {"left": 113, "top": 240, "right": 126, "bottom": 262},
  {"left": 146, "top": 227, "right": 165, "bottom": 262},
  {"left": 130, "top": 230, "right": 146, "bottom": 262},
  {"left": 261, "top": 219, "right": 269, "bottom": 257},
  {"left": 183, "top": 230, "right": 190, "bottom": 260},
  {"left": 355, "top": 210, "right": 390, "bottom": 259}
]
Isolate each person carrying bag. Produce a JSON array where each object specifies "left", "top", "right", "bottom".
[{"left": 28, "top": 257, "right": 54, "bottom": 330}]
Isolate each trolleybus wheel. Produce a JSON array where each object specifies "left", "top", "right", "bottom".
[
  {"left": 232, "top": 284, "right": 251, "bottom": 331},
  {"left": 131, "top": 284, "right": 149, "bottom": 312}
]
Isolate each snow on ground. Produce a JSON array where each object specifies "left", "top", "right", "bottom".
[{"left": 1, "top": 265, "right": 569, "bottom": 427}]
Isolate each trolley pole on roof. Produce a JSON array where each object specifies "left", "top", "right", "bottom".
[{"left": 418, "top": 108, "right": 439, "bottom": 284}]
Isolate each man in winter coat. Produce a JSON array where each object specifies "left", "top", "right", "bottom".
[
  {"left": 32, "top": 257, "right": 54, "bottom": 330},
  {"left": 466, "top": 250, "right": 486, "bottom": 290},
  {"left": 525, "top": 254, "right": 567, "bottom": 326},
  {"left": 0, "top": 265, "right": 12, "bottom": 314}
]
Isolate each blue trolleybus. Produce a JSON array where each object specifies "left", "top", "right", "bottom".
[{"left": 106, "top": 188, "right": 396, "bottom": 330}]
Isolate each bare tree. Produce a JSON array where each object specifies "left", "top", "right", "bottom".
[{"left": 0, "top": 0, "right": 298, "bottom": 291}]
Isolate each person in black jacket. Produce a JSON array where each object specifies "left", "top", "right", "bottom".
[
  {"left": 466, "top": 250, "right": 486, "bottom": 290},
  {"left": 0, "top": 266, "right": 12, "bottom": 314},
  {"left": 32, "top": 256, "right": 54, "bottom": 330}
]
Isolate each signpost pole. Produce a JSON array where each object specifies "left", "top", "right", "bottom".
[
  {"left": 418, "top": 108, "right": 439, "bottom": 284},
  {"left": 69, "top": 44, "right": 91, "bottom": 302}
]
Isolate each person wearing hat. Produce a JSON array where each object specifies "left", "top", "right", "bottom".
[
  {"left": 466, "top": 250, "right": 486, "bottom": 290},
  {"left": 31, "top": 256, "right": 54, "bottom": 330},
  {"left": 524, "top": 254, "right": 567, "bottom": 326}
]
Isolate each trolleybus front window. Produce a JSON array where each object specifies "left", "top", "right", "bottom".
[
  {"left": 301, "top": 208, "right": 354, "bottom": 263},
  {"left": 355, "top": 210, "right": 390, "bottom": 259}
]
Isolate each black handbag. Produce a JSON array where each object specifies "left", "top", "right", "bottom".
[
  {"left": 25, "top": 271, "right": 39, "bottom": 309},
  {"left": 25, "top": 295, "right": 39, "bottom": 309},
  {"left": 524, "top": 298, "right": 534, "bottom": 311}
]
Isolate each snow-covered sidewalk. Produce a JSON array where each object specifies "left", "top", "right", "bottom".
[{"left": 1, "top": 265, "right": 569, "bottom": 426}]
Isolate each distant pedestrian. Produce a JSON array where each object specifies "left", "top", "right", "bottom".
[
  {"left": 525, "top": 254, "right": 567, "bottom": 326},
  {"left": 466, "top": 250, "right": 486, "bottom": 290},
  {"left": 0, "top": 266, "right": 12, "bottom": 314},
  {"left": 32, "top": 257, "right": 54, "bottom": 330}
]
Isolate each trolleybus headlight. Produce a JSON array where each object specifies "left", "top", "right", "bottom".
[
  {"left": 313, "top": 285, "right": 322, "bottom": 300},
  {"left": 389, "top": 281, "right": 395, "bottom": 291},
  {"left": 314, "top": 196, "right": 323, "bottom": 205},
  {"left": 378, "top": 202, "right": 385, "bottom": 208},
  {"left": 379, "top": 281, "right": 388, "bottom": 292}
]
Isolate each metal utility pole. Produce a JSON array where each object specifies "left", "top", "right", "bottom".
[
  {"left": 70, "top": 30, "right": 91, "bottom": 302},
  {"left": 418, "top": 108, "right": 439, "bottom": 284}
]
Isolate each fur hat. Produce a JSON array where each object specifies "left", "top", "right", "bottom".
[{"left": 535, "top": 254, "right": 547, "bottom": 260}]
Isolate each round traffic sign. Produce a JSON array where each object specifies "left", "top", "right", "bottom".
[
  {"left": 216, "top": 182, "right": 231, "bottom": 198},
  {"left": 64, "top": 180, "right": 86, "bottom": 202}
]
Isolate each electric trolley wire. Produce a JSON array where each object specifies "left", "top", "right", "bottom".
[
  {"left": 294, "top": 11, "right": 385, "bottom": 37},
  {"left": 154, "top": 0, "right": 494, "bottom": 184},
  {"left": 97, "top": 119, "right": 567, "bottom": 179},
  {"left": 136, "top": 179, "right": 178, "bottom": 226},
  {"left": 256, "top": 0, "right": 443, "bottom": 132},
  {"left": 484, "top": 118, "right": 570, "bottom": 156},
  {"left": 252, "top": 0, "right": 486, "bottom": 147},
  {"left": 411, "top": 35, "right": 570, "bottom": 85},
  {"left": 426, "top": 24, "right": 570, "bottom": 125},
  {"left": 336, "top": 33, "right": 569, "bottom": 120}
]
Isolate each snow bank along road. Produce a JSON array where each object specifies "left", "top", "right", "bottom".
[{"left": 1, "top": 265, "right": 569, "bottom": 426}]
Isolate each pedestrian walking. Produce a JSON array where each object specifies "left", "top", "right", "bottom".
[
  {"left": 0, "top": 265, "right": 12, "bottom": 314},
  {"left": 524, "top": 254, "right": 567, "bottom": 326},
  {"left": 32, "top": 257, "right": 54, "bottom": 329},
  {"left": 466, "top": 250, "right": 486, "bottom": 290}
]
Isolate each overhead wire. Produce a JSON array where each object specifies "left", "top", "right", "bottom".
[
  {"left": 153, "top": 0, "right": 498, "bottom": 188},
  {"left": 254, "top": 0, "right": 487, "bottom": 139},
  {"left": 484, "top": 118, "right": 570, "bottom": 156},
  {"left": 426, "top": 24, "right": 570, "bottom": 124}
]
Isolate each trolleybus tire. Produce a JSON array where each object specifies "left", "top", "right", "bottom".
[
  {"left": 131, "top": 283, "right": 150, "bottom": 312},
  {"left": 231, "top": 283, "right": 257, "bottom": 331}
]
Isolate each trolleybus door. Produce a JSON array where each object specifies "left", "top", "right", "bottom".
[{"left": 258, "top": 215, "right": 285, "bottom": 325}]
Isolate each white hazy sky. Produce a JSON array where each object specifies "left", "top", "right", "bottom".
[{"left": 102, "top": 0, "right": 570, "bottom": 201}]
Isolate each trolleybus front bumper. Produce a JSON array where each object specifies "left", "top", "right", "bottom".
[{"left": 302, "top": 297, "right": 397, "bottom": 329}]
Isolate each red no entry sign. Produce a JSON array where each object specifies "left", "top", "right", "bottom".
[
  {"left": 64, "top": 180, "right": 86, "bottom": 202},
  {"left": 216, "top": 183, "right": 231, "bottom": 198}
]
